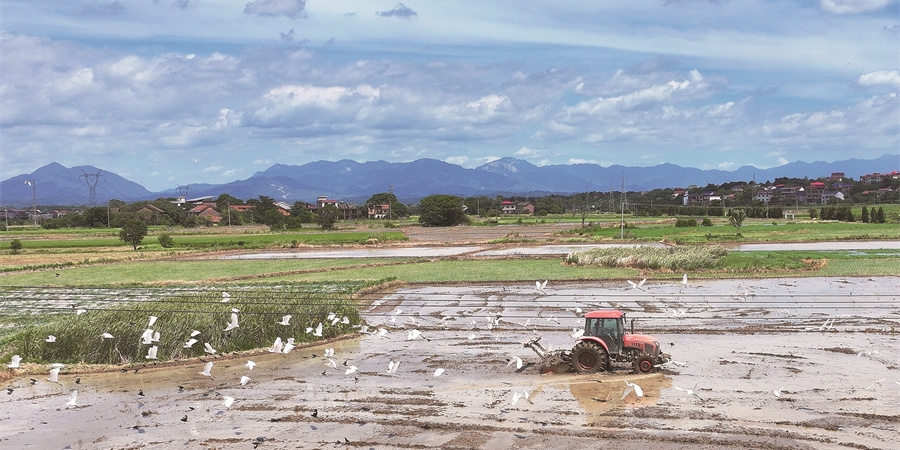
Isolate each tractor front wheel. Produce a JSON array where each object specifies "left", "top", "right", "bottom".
[
  {"left": 634, "top": 353, "right": 654, "bottom": 373},
  {"left": 571, "top": 341, "right": 608, "bottom": 373}
]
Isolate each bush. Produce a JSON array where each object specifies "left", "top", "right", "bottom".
[
  {"left": 676, "top": 218, "right": 698, "bottom": 227},
  {"left": 701, "top": 218, "right": 713, "bottom": 227},
  {"left": 9, "top": 239, "right": 23, "bottom": 254},
  {"left": 158, "top": 233, "right": 175, "bottom": 248}
]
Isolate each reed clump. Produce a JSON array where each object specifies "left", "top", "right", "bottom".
[{"left": 566, "top": 245, "right": 729, "bottom": 271}]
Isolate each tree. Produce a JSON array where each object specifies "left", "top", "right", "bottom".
[
  {"left": 861, "top": 206, "right": 869, "bottom": 223},
  {"left": 729, "top": 208, "right": 746, "bottom": 236},
  {"left": 119, "top": 219, "right": 149, "bottom": 250},
  {"left": 291, "top": 201, "right": 315, "bottom": 223},
  {"left": 419, "top": 194, "right": 469, "bottom": 227},
  {"left": 317, "top": 204, "right": 338, "bottom": 230},
  {"left": 366, "top": 192, "right": 410, "bottom": 218},
  {"left": 158, "top": 233, "right": 174, "bottom": 248},
  {"left": 9, "top": 239, "right": 23, "bottom": 254}
]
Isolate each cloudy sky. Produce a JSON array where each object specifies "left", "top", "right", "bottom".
[{"left": 2, "top": 0, "right": 898, "bottom": 191}]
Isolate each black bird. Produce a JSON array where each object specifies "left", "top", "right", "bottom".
[
  {"left": 188, "top": 407, "right": 195, "bottom": 411},
  {"left": 178, "top": 386, "right": 185, "bottom": 392},
  {"left": 55, "top": 273, "right": 60, "bottom": 277},
  {"left": 180, "top": 415, "right": 188, "bottom": 422},
  {"left": 138, "top": 390, "right": 145, "bottom": 396},
  {"left": 75, "top": 378, "right": 81, "bottom": 384},
  {"left": 311, "top": 409, "right": 318, "bottom": 418},
  {"left": 6, "top": 388, "right": 13, "bottom": 395},
  {"left": 29, "top": 379, "right": 37, "bottom": 385}
]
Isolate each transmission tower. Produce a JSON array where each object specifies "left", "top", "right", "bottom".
[
  {"left": 177, "top": 185, "right": 192, "bottom": 198},
  {"left": 80, "top": 169, "right": 103, "bottom": 207}
]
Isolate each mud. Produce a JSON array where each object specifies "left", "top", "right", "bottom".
[{"left": 2, "top": 276, "right": 899, "bottom": 449}]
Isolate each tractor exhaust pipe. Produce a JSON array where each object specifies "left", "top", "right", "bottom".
[{"left": 630, "top": 318, "right": 635, "bottom": 334}]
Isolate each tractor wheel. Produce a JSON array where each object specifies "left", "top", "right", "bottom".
[
  {"left": 571, "top": 341, "right": 608, "bottom": 373},
  {"left": 634, "top": 353, "right": 654, "bottom": 373}
]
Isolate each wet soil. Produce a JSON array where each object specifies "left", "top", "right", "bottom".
[{"left": 2, "top": 277, "right": 899, "bottom": 449}]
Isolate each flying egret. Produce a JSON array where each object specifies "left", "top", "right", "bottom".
[
  {"left": 376, "top": 328, "right": 388, "bottom": 337},
  {"left": 865, "top": 378, "right": 886, "bottom": 390},
  {"left": 267, "top": 337, "right": 283, "bottom": 353},
  {"left": 277, "top": 315, "right": 292, "bottom": 326},
  {"left": 7, "top": 355, "right": 22, "bottom": 368},
  {"left": 345, "top": 365, "right": 358, "bottom": 375},
  {"left": 627, "top": 280, "right": 638, "bottom": 289},
  {"left": 326, "top": 312, "right": 336, "bottom": 322},
  {"left": 221, "top": 291, "right": 230, "bottom": 303},
  {"left": 341, "top": 316, "right": 350, "bottom": 324},
  {"left": 324, "top": 348, "right": 335, "bottom": 357},
  {"left": 467, "top": 333, "right": 477, "bottom": 340},
  {"left": 773, "top": 386, "right": 783, "bottom": 398},
  {"left": 48, "top": 367, "right": 61, "bottom": 383},
  {"left": 199, "top": 361, "right": 213, "bottom": 377},
  {"left": 326, "top": 359, "right": 337, "bottom": 368},
  {"left": 140, "top": 329, "right": 154, "bottom": 345},
  {"left": 330, "top": 317, "right": 341, "bottom": 326},
  {"left": 66, "top": 389, "right": 78, "bottom": 406},
  {"left": 148, "top": 316, "right": 158, "bottom": 327},
  {"left": 76, "top": 309, "right": 87, "bottom": 315},
  {"left": 145, "top": 346, "right": 158, "bottom": 360},
  {"left": 204, "top": 342, "right": 217, "bottom": 354},
  {"left": 245, "top": 360, "right": 256, "bottom": 370},
  {"left": 184, "top": 338, "right": 198, "bottom": 348},
  {"left": 101, "top": 332, "right": 114, "bottom": 339},
  {"left": 282, "top": 343, "right": 295, "bottom": 354},
  {"left": 433, "top": 368, "right": 445, "bottom": 377},
  {"left": 240, "top": 376, "right": 251, "bottom": 386},
  {"left": 621, "top": 380, "right": 644, "bottom": 400},
  {"left": 224, "top": 312, "right": 239, "bottom": 331},
  {"left": 388, "top": 360, "right": 399, "bottom": 374},
  {"left": 507, "top": 356, "right": 523, "bottom": 370},
  {"left": 190, "top": 330, "right": 201, "bottom": 337},
  {"left": 313, "top": 322, "right": 323, "bottom": 337},
  {"left": 535, "top": 280, "right": 547, "bottom": 294},
  {"left": 285, "top": 337, "right": 295, "bottom": 345},
  {"left": 511, "top": 390, "right": 523, "bottom": 405},
  {"left": 571, "top": 328, "right": 585, "bottom": 339},
  {"left": 407, "top": 329, "right": 422, "bottom": 341},
  {"left": 45, "top": 335, "right": 57, "bottom": 343},
  {"left": 222, "top": 396, "right": 234, "bottom": 408},
  {"left": 674, "top": 381, "right": 701, "bottom": 399}
]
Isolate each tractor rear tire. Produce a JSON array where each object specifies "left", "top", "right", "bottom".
[
  {"left": 571, "top": 341, "right": 608, "bottom": 373},
  {"left": 634, "top": 353, "right": 654, "bottom": 373}
]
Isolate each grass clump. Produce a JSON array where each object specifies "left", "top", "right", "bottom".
[
  {"left": 566, "top": 245, "right": 729, "bottom": 271},
  {"left": 1, "top": 284, "right": 362, "bottom": 365}
]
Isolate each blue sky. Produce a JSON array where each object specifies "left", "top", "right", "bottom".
[{"left": 1, "top": 0, "right": 898, "bottom": 191}]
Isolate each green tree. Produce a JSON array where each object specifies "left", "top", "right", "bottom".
[
  {"left": 9, "top": 239, "right": 23, "bottom": 254},
  {"left": 861, "top": 206, "right": 869, "bottom": 223},
  {"left": 366, "top": 192, "right": 410, "bottom": 218},
  {"left": 317, "top": 204, "right": 339, "bottom": 230},
  {"left": 158, "top": 233, "right": 174, "bottom": 248},
  {"left": 419, "top": 194, "right": 469, "bottom": 227},
  {"left": 729, "top": 208, "right": 746, "bottom": 236},
  {"left": 119, "top": 219, "right": 149, "bottom": 250},
  {"left": 291, "top": 201, "right": 315, "bottom": 223}
]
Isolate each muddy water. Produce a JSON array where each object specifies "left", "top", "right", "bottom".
[{"left": 2, "top": 277, "right": 898, "bottom": 449}]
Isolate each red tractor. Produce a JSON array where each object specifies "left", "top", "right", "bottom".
[{"left": 525, "top": 310, "right": 669, "bottom": 374}]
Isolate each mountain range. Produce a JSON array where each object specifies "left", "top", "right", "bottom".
[{"left": 1, "top": 155, "right": 896, "bottom": 208}]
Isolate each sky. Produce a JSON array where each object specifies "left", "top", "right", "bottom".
[{"left": 1, "top": 0, "right": 898, "bottom": 192}]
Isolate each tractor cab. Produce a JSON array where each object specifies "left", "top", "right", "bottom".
[{"left": 583, "top": 310, "right": 625, "bottom": 356}]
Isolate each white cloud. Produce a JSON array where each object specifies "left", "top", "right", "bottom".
[
  {"left": 244, "top": 0, "right": 307, "bottom": 18},
  {"left": 376, "top": 3, "right": 418, "bottom": 18},
  {"left": 820, "top": 0, "right": 896, "bottom": 14},
  {"left": 856, "top": 69, "right": 900, "bottom": 88},
  {"left": 514, "top": 147, "right": 539, "bottom": 157}
]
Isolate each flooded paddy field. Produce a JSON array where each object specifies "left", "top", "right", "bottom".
[{"left": 2, "top": 276, "right": 898, "bottom": 449}]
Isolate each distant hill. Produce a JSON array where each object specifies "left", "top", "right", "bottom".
[{"left": 0, "top": 155, "right": 896, "bottom": 208}]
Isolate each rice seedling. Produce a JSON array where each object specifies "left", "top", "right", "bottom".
[{"left": 565, "top": 245, "right": 730, "bottom": 271}]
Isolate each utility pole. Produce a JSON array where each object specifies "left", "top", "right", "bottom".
[
  {"left": 25, "top": 179, "right": 37, "bottom": 226},
  {"left": 80, "top": 169, "right": 103, "bottom": 207},
  {"left": 620, "top": 173, "right": 626, "bottom": 239},
  {"left": 389, "top": 183, "right": 394, "bottom": 221}
]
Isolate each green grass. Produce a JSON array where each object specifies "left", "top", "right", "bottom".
[{"left": 0, "top": 283, "right": 365, "bottom": 364}]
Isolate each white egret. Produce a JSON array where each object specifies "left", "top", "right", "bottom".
[
  {"left": 681, "top": 273, "right": 688, "bottom": 285},
  {"left": 388, "top": 360, "right": 399, "bottom": 374},
  {"left": 571, "top": 328, "right": 585, "bottom": 339},
  {"left": 277, "top": 315, "right": 292, "bottom": 326},
  {"left": 326, "top": 313, "right": 336, "bottom": 322},
  {"left": 674, "top": 381, "right": 701, "bottom": 399},
  {"left": 48, "top": 367, "right": 60, "bottom": 383},
  {"left": 376, "top": 328, "right": 388, "bottom": 337},
  {"left": 330, "top": 317, "right": 341, "bottom": 326},
  {"left": 240, "top": 376, "right": 251, "bottom": 386},
  {"left": 66, "top": 389, "right": 78, "bottom": 406},
  {"left": 285, "top": 337, "right": 295, "bottom": 345},
  {"left": 282, "top": 343, "right": 295, "bottom": 354},
  {"left": 511, "top": 390, "right": 522, "bottom": 405},
  {"left": 148, "top": 316, "right": 158, "bottom": 327},
  {"left": 621, "top": 380, "right": 644, "bottom": 400},
  {"left": 45, "top": 335, "right": 57, "bottom": 343},
  {"left": 467, "top": 333, "right": 476, "bottom": 340},
  {"left": 145, "top": 346, "right": 158, "bottom": 360},
  {"left": 101, "top": 332, "right": 114, "bottom": 339},
  {"left": 221, "top": 291, "right": 230, "bottom": 303},
  {"left": 407, "top": 329, "right": 422, "bottom": 341},
  {"left": 773, "top": 386, "right": 783, "bottom": 398},
  {"left": 199, "top": 361, "right": 213, "bottom": 376},
  {"left": 535, "top": 280, "right": 547, "bottom": 294},
  {"left": 324, "top": 348, "right": 335, "bottom": 357},
  {"left": 865, "top": 378, "right": 886, "bottom": 390},
  {"left": 433, "top": 368, "right": 445, "bottom": 377},
  {"left": 507, "top": 356, "right": 523, "bottom": 370},
  {"left": 224, "top": 312, "right": 239, "bottom": 331},
  {"left": 140, "top": 329, "right": 154, "bottom": 345},
  {"left": 190, "top": 330, "right": 201, "bottom": 337},
  {"left": 184, "top": 338, "right": 198, "bottom": 348},
  {"left": 76, "top": 309, "right": 87, "bottom": 315},
  {"left": 326, "top": 359, "right": 337, "bottom": 368},
  {"left": 345, "top": 365, "right": 358, "bottom": 375},
  {"left": 245, "top": 360, "right": 256, "bottom": 370},
  {"left": 313, "top": 322, "right": 323, "bottom": 337},
  {"left": 222, "top": 396, "right": 234, "bottom": 408},
  {"left": 204, "top": 342, "right": 217, "bottom": 354},
  {"left": 267, "top": 337, "right": 283, "bottom": 353},
  {"left": 341, "top": 316, "right": 350, "bottom": 324},
  {"left": 7, "top": 355, "right": 22, "bottom": 368}
]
